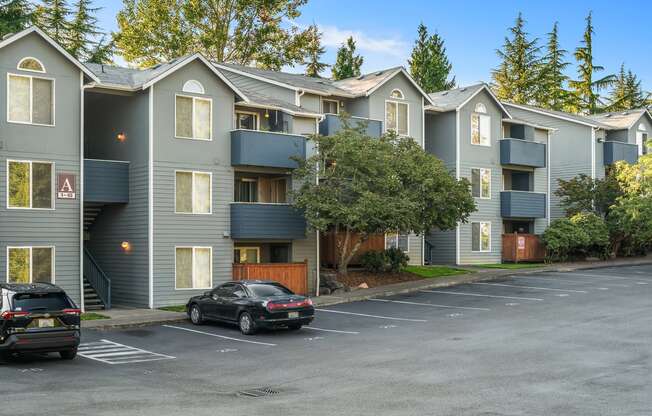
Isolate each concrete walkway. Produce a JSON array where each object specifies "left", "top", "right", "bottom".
[{"left": 82, "top": 255, "right": 652, "bottom": 329}]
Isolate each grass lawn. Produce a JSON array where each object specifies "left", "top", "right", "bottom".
[
  {"left": 81, "top": 312, "right": 110, "bottom": 321},
  {"left": 158, "top": 305, "right": 187, "bottom": 313},
  {"left": 405, "top": 265, "right": 469, "bottom": 278},
  {"left": 471, "top": 263, "right": 545, "bottom": 269}
]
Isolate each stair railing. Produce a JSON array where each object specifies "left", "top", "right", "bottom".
[{"left": 83, "top": 248, "right": 111, "bottom": 309}]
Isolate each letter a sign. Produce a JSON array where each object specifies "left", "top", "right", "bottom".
[{"left": 57, "top": 173, "right": 76, "bottom": 199}]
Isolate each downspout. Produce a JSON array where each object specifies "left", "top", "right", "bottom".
[
  {"left": 421, "top": 96, "right": 426, "bottom": 265},
  {"left": 547, "top": 130, "right": 552, "bottom": 226},
  {"left": 148, "top": 86, "right": 154, "bottom": 309},
  {"left": 295, "top": 90, "right": 305, "bottom": 107},
  {"left": 455, "top": 109, "right": 461, "bottom": 266},
  {"left": 591, "top": 128, "right": 596, "bottom": 179},
  {"left": 314, "top": 114, "right": 322, "bottom": 297}
]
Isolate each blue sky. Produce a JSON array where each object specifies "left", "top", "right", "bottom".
[{"left": 95, "top": 0, "right": 651, "bottom": 91}]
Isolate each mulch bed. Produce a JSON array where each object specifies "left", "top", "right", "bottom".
[{"left": 336, "top": 270, "right": 422, "bottom": 289}]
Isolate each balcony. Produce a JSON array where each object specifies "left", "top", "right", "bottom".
[
  {"left": 230, "top": 203, "right": 306, "bottom": 240},
  {"left": 604, "top": 141, "right": 638, "bottom": 165},
  {"left": 500, "top": 139, "right": 546, "bottom": 168},
  {"left": 84, "top": 159, "right": 129, "bottom": 204},
  {"left": 319, "top": 114, "right": 383, "bottom": 138},
  {"left": 231, "top": 129, "right": 306, "bottom": 169},
  {"left": 501, "top": 191, "right": 546, "bottom": 218}
]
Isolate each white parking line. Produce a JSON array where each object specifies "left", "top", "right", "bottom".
[
  {"left": 315, "top": 308, "right": 427, "bottom": 322},
  {"left": 369, "top": 298, "right": 491, "bottom": 311},
  {"left": 512, "top": 275, "right": 630, "bottom": 288},
  {"left": 471, "top": 282, "right": 587, "bottom": 293},
  {"left": 303, "top": 327, "right": 360, "bottom": 334},
  {"left": 162, "top": 325, "right": 277, "bottom": 346},
  {"left": 547, "top": 272, "right": 646, "bottom": 282},
  {"left": 78, "top": 339, "right": 175, "bottom": 365},
  {"left": 421, "top": 289, "right": 543, "bottom": 301}
]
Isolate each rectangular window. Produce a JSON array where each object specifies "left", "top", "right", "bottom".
[
  {"left": 175, "top": 247, "right": 211, "bottom": 289},
  {"left": 175, "top": 95, "right": 212, "bottom": 140},
  {"left": 385, "top": 101, "right": 409, "bottom": 136},
  {"left": 322, "top": 99, "right": 339, "bottom": 114},
  {"left": 636, "top": 132, "right": 648, "bottom": 156},
  {"left": 471, "top": 222, "right": 491, "bottom": 252},
  {"left": 8, "top": 160, "right": 53, "bottom": 209},
  {"left": 175, "top": 171, "right": 211, "bottom": 214},
  {"left": 385, "top": 232, "right": 409, "bottom": 252},
  {"left": 7, "top": 246, "right": 54, "bottom": 283},
  {"left": 234, "top": 178, "right": 258, "bottom": 203},
  {"left": 471, "top": 168, "right": 491, "bottom": 199},
  {"left": 234, "top": 247, "right": 260, "bottom": 264},
  {"left": 236, "top": 112, "right": 258, "bottom": 130},
  {"left": 471, "top": 114, "right": 491, "bottom": 146},
  {"left": 8, "top": 74, "right": 54, "bottom": 125}
]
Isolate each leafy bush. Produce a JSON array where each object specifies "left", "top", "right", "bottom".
[
  {"left": 384, "top": 247, "right": 409, "bottom": 272},
  {"left": 569, "top": 212, "right": 610, "bottom": 259},
  {"left": 541, "top": 218, "right": 590, "bottom": 262},
  {"left": 360, "top": 248, "right": 410, "bottom": 273}
]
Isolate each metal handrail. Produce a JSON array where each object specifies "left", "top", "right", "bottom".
[{"left": 83, "top": 248, "right": 111, "bottom": 309}]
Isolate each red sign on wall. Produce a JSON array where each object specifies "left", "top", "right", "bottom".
[
  {"left": 517, "top": 236, "right": 526, "bottom": 250},
  {"left": 57, "top": 173, "right": 76, "bottom": 199}
]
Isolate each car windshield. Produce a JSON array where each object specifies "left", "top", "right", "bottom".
[
  {"left": 11, "top": 293, "right": 73, "bottom": 312},
  {"left": 247, "top": 284, "right": 293, "bottom": 297}
]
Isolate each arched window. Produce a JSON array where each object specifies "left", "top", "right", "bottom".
[
  {"left": 182, "top": 80, "right": 205, "bottom": 95},
  {"left": 390, "top": 89, "right": 404, "bottom": 99},
  {"left": 474, "top": 103, "right": 487, "bottom": 114},
  {"left": 639, "top": 123, "right": 647, "bottom": 131},
  {"left": 18, "top": 57, "right": 45, "bottom": 73}
]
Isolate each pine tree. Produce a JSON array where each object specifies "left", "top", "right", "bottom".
[
  {"left": 408, "top": 23, "right": 455, "bottom": 93},
  {"left": 608, "top": 64, "right": 648, "bottom": 111},
  {"left": 87, "top": 35, "right": 114, "bottom": 64},
  {"left": 491, "top": 13, "right": 542, "bottom": 104},
  {"left": 331, "top": 36, "right": 363, "bottom": 80},
  {"left": 0, "top": 0, "right": 33, "bottom": 38},
  {"left": 303, "top": 24, "right": 328, "bottom": 78},
  {"left": 67, "top": 0, "right": 101, "bottom": 60},
  {"left": 34, "top": 0, "right": 72, "bottom": 46},
  {"left": 568, "top": 12, "right": 615, "bottom": 114},
  {"left": 537, "top": 22, "right": 571, "bottom": 111}
]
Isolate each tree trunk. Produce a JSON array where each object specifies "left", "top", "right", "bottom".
[{"left": 337, "top": 230, "right": 367, "bottom": 276}]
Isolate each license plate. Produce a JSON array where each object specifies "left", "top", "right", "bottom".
[
  {"left": 288, "top": 312, "right": 299, "bottom": 319},
  {"left": 38, "top": 318, "right": 54, "bottom": 328}
]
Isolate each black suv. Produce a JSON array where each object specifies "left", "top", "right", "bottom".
[{"left": 0, "top": 283, "right": 81, "bottom": 360}]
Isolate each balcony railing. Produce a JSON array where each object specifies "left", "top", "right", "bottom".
[
  {"left": 500, "top": 191, "right": 546, "bottom": 218},
  {"left": 84, "top": 159, "right": 129, "bottom": 204},
  {"left": 603, "top": 141, "right": 638, "bottom": 165},
  {"left": 319, "top": 114, "right": 383, "bottom": 138},
  {"left": 230, "top": 203, "right": 306, "bottom": 240},
  {"left": 231, "top": 129, "right": 306, "bottom": 169},
  {"left": 500, "top": 138, "right": 546, "bottom": 168}
]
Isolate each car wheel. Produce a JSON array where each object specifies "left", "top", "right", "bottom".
[
  {"left": 287, "top": 324, "right": 302, "bottom": 331},
  {"left": 189, "top": 304, "right": 204, "bottom": 325},
  {"left": 238, "top": 312, "right": 257, "bottom": 335},
  {"left": 60, "top": 349, "right": 77, "bottom": 360}
]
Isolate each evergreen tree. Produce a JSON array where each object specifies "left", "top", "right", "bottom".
[
  {"left": 87, "top": 35, "right": 114, "bottom": 64},
  {"left": 67, "top": 0, "right": 101, "bottom": 60},
  {"left": 537, "top": 22, "right": 571, "bottom": 111},
  {"left": 0, "top": 0, "right": 33, "bottom": 38},
  {"left": 331, "top": 36, "right": 363, "bottom": 80},
  {"left": 408, "top": 23, "right": 455, "bottom": 93},
  {"left": 608, "top": 64, "right": 648, "bottom": 111},
  {"left": 303, "top": 24, "right": 328, "bottom": 78},
  {"left": 34, "top": 0, "right": 72, "bottom": 46},
  {"left": 568, "top": 12, "right": 615, "bottom": 114},
  {"left": 491, "top": 13, "right": 542, "bottom": 104}
]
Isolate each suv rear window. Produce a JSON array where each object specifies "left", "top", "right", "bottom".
[{"left": 11, "top": 293, "right": 72, "bottom": 312}]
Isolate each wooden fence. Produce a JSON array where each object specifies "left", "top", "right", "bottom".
[
  {"left": 233, "top": 262, "right": 308, "bottom": 295},
  {"left": 320, "top": 232, "right": 385, "bottom": 268},
  {"left": 502, "top": 233, "right": 546, "bottom": 262}
]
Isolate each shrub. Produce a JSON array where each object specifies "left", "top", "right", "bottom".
[
  {"left": 541, "top": 218, "right": 590, "bottom": 262},
  {"left": 360, "top": 248, "right": 410, "bottom": 273},
  {"left": 569, "top": 212, "right": 610, "bottom": 259},
  {"left": 384, "top": 247, "right": 409, "bottom": 272}
]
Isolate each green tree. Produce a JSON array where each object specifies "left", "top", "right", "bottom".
[
  {"left": 331, "top": 36, "right": 364, "bottom": 80},
  {"left": 34, "top": 0, "right": 71, "bottom": 46},
  {"left": 408, "top": 23, "right": 455, "bottom": 93},
  {"left": 607, "top": 64, "right": 648, "bottom": 111},
  {"left": 291, "top": 119, "right": 475, "bottom": 275},
  {"left": 114, "top": 0, "right": 312, "bottom": 69},
  {"left": 537, "top": 22, "right": 571, "bottom": 111},
  {"left": 491, "top": 13, "right": 542, "bottom": 104},
  {"left": 555, "top": 173, "right": 622, "bottom": 218},
  {"left": 303, "top": 24, "right": 328, "bottom": 78},
  {"left": 0, "top": 0, "right": 33, "bottom": 38},
  {"left": 568, "top": 12, "right": 615, "bottom": 114},
  {"left": 67, "top": 0, "right": 101, "bottom": 60},
  {"left": 86, "top": 35, "right": 114, "bottom": 64}
]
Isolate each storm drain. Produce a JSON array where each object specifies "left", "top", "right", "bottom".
[{"left": 237, "top": 387, "right": 281, "bottom": 398}]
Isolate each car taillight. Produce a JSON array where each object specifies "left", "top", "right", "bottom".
[
  {"left": 1, "top": 311, "right": 30, "bottom": 319},
  {"left": 305, "top": 298, "right": 313, "bottom": 306},
  {"left": 266, "top": 299, "right": 312, "bottom": 312},
  {"left": 62, "top": 309, "right": 81, "bottom": 316}
]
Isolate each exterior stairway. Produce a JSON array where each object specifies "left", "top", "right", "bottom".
[{"left": 83, "top": 277, "right": 106, "bottom": 310}]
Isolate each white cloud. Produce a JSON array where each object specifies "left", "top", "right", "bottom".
[{"left": 319, "top": 25, "right": 409, "bottom": 59}]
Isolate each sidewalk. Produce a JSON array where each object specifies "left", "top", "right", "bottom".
[{"left": 82, "top": 255, "right": 652, "bottom": 329}]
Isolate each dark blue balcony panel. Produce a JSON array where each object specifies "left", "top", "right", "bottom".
[
  {"left": 230, "top": 203, "right": 306, "bottom": 240},
  {"left": 231, "top": 129, "right": 306, "bottom": 169},
  {"left": 500, "top": 139, "right": 546, "bottom": 168},
  {"left": 84, "top": 159, "right": 129, "bottom": 204},
  {"left": 604, "top": 141, "right": 638, "bottom": 165},
  {"left": 319, "top": 114, "right": 383, "bottom": 138},
  {"left": 501, "top": 191, "right": 546, "bottom": 218}
]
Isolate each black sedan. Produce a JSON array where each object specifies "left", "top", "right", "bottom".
[{"left": 186, "top": 280, "right": 315, "bottom": 335}]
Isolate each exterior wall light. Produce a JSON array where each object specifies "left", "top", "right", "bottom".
[
  {"left": 121, "top": 241, "right": 131, "bottom": 251},
  {"left": 117, "top": 132, "right": 127, "bottom": 142},
  {"left": 264, "top": 110, "right": 270, "bottom": 119}
]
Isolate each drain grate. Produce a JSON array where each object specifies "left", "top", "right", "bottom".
[{"left": 238, "top": 387, "right": 280, "bottom": 398}]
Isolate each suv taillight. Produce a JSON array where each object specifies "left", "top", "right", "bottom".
[{"left": 1, "top": 311, "right": 30, "bottom": 319}]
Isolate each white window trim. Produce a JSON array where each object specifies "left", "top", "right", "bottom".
[
  {"left": 6, "top": 159, "right": 55, "bottom": 210},
  {"left": 390, "top": 89, "right": 405, "bottom": 100},
  {"left": 471, "top": 167, "right": 491, "bottom": 199},
  {"left": 182, "top": 79, "right": 205, "bottom": 95},
  {"left": 174, "top": 170, "right": 212, "bottom": 215},
  {"left": 384, "top": 99, "right": 410, "bottom": 137},
  {"left": 638, "top": 123, "right": 647, "bottom": 131},
  {"left": 471, "top": 112, "right": 491, "bottom": 147},
  {"left": 234, "top": 110, "right": 260, "bottom": 130},
  {"left": 636, "top": 131, "right": 648, "bottom": 156},
  {"left": 234, "top": 246, "right": 261, "bottom": 263},
  {"left": 471, "top": 221, "right": 492, "bottom": 253},
  {"left": 174, "top": 94, "right": 213, "bottom": 141},
  {"left": 384, "top": 232, "right": 410, "bottom": 253},
  {"left": 474, "top": 102, "right": 487, "bottom": 113},
  {"left": 174, "top": 246, "right": 213, "bottom": 290},
  {"left": 17, "top": 57, "right": 46, "bottom": 73},
  {"left": 6, "top": 73, "right": 56, "bottom": 127},
  {"left": 321, "top": 98, "right": 340, "bottom": 114},
  {"left": 6, "top": 246, "right": 55, "bottom": 284}
]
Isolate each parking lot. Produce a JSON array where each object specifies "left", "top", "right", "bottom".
[{"left": 2, "top": 265, "right": 651, "bottom": 416}]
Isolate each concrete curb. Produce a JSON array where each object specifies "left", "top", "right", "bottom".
[{"left": 82, "top": 316, "right": 188, "bottom": 330}]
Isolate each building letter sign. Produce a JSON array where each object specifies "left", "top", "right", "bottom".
[{"left": 57, "top": 173, "right": 76, "bottom": 199}]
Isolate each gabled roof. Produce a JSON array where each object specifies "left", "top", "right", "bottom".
[
  {"left": 0, "top": 26, "right": 99, "bottom": 82},
  {"left": 426, "top": 83, "right": 511, "bottom": 117},
  {"left": 332, "top": 67, "right": 434, "bottom": 104},
  {"left": 502, "top": 102, "right": 612, "bottom": 129},
  {"left": 587, "top": 108, "right": 652, "bottom": 130},
  {"left": 236, "top": 88, "right": 322, "bottom": 118}
]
